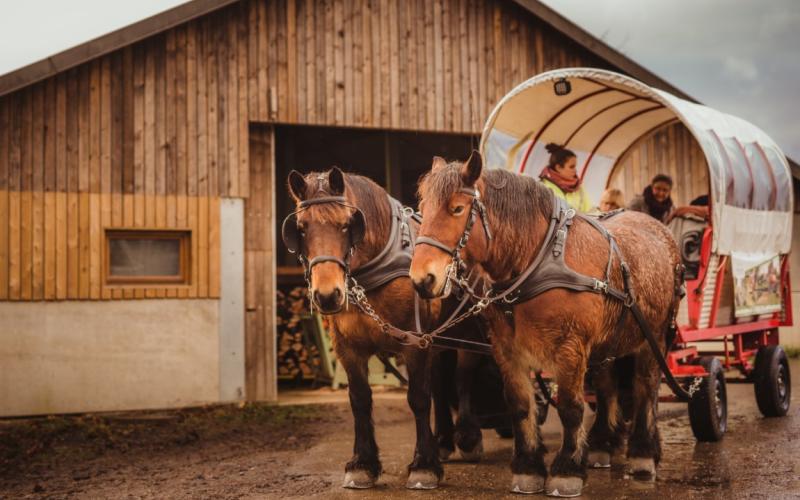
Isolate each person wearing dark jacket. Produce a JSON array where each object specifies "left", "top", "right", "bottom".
[{"left": 627, "top": 173, "right": 674, "bottom": 223}]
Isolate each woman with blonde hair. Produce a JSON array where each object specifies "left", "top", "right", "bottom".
[{"left": 598, "top": 188, "right": 624, "bottom": 212}]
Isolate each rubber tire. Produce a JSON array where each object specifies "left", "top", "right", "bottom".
[
  {"left": 753, "top": 345, "right": 791, "bottom": 417},
  {"left": 688, "top": 356, "right": 728, "bottom": 442}
]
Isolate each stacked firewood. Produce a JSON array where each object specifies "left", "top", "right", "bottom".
[{"left": 276, "top": 285, "right": 323, "bottom": 381}]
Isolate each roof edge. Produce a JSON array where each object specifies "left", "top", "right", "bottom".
[
  {"left": 510, "top": 0, "right": 699, "bottom": 103},
  {"left": 0, "top": 0, "right": 238, "bottom": 97}
]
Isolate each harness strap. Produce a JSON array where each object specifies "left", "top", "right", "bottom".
[
  {"left": 298, "top": 195, "right": 348, "bottom": 207},
  {"left": 627, "top": 301, "right": 693, "bottom": 402},
  {"left": 415, "top": 236, "right": 455, "bottom": 255},
  {"left": 307, "top": 255, "right": 348, "bottom": 271},
  {"left": 489, "top": 195, "right": 563, "bottom": 303}
]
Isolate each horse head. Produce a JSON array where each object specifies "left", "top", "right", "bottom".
[
  {"left": 283, "top": 167, "right": 366, "bottom": 314},
  {"left": 411, "top": 151, "right": 492, "bottom": 298}
]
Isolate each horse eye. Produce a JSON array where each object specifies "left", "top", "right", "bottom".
[{"left": 451, "top": 205, "right": 465, "bottom": 216}]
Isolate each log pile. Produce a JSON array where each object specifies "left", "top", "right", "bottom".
[{"left": 276, "top": 285, "right": 323, "bottom": 381}]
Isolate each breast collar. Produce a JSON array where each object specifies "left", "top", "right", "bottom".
[
  {"left": 351, "top": 195, "right": 419, "bottom": 292},
  {"left": 491, "top": 195, "right": 628, "bottom": 305}
]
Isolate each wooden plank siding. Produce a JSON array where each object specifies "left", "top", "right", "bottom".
[
  {"left": 608, "top": 122, "right": 709, "bottom": 208},
  {"left": 0, "top": 36, "right": 221, "bottom": 301},
  {"left": 0, "top": 0, "right": 698, "bottom": 305},
  {"left": 245, "top": 126, "right": 277, "bottom": 401}
]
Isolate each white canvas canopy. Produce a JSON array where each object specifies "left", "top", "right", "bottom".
[{"left": 480, "top": 68, "right": 793, "bottom": 256}]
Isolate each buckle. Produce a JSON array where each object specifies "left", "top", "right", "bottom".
[
  {"left": 593, "top": 279, "right": 608, "bottom": 293},
  {"left": 418, "top": 334, "right": 433, "bottom": 349}
]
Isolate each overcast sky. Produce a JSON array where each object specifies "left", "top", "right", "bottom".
[
  {"left": 1, "top": 0, "right": 798, "bottom": 160},
  {"left": 541, "top": 0, "right": 800, "bottom": 161}
]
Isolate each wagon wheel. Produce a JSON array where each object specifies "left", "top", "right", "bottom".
[
  {"left": 753, "top": 345, "right": 791, "bottom": 417},
  {"left": 688, "top": 356, "right": 728, "bottom": 442}
]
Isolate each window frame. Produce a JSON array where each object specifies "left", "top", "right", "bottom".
[{"left": 104, "top": 229, "right": 192, "bottom": 286}]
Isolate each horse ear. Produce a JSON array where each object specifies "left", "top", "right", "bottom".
[
  {"left": 460, "top": 150, "right": 483, "bottom": 186},
  {"left": 432, "top": 156, "right": 447, "bottom": 171},
  {"left": 328, "top": 167, "right": 345, "bottom": 195},
  {"left": 288, "top": 170, "right": 307, "bottom": 201}
]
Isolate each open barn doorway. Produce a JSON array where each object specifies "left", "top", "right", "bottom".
[{"left": 273, "top": 124, "right": 475, "bottom": 398}]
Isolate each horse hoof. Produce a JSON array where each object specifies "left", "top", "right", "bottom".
[
  {"left": 458, "top": 440, "right": 484, "bottom": 462},
  {"left": 342, "top": 470, "right": 375, "bottom": 489},
  {"left": 439, "top": 446, "right": 454, "bottom": 462},
  {"left": 406, "top": 470, "right": 439, "bottom": 490},
  {"left": 587, "top": 450, "right": 611, "bottom": 468},
  {"left": 627, "top": 457, "right": 656, "bottom": 478},
  {"left": 510, "top": 474, "right": 545, "bottom": 494},
  {"left": 545, "top": 476, "right": 584, "bottom": 497}
]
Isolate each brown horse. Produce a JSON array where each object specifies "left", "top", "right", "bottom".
[
  {"left": 284, "top": 167, "right": 492, "bottom": 490},
  {"left": 410, "top": 153, "right": 681, "bottom": 496}
]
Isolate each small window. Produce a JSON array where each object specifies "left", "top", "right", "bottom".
[{"left": 106, "top": 230, "right": 191, "bottom": 285}]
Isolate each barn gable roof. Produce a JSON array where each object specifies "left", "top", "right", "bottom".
[
  {"left": 0, "top": 0, "right": 237, "bottom": 97},
  {"left": 1, "top": 0, "right": 690, "bottom": 100}
]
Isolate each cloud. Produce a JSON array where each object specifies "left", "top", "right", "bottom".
[
  {"left": 723, "top": 56, "right": 759, "bottom": 82},
  {"left": 542, "top": 0, "right": 800, "bottom": 161}
]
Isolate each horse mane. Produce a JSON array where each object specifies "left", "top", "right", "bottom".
[
  {"left": 300, "top": 170, "right": 392, "bottom": 262},
  {"left": 418, "top": 164, "right": 553, "bottom": 277}
]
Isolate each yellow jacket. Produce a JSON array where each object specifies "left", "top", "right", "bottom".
[{"left": 540, "top": 179, "right": 592, "bottom": 213}]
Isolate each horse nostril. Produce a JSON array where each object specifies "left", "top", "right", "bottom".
[
  {"left": 424, "top": 273, "right": 436, "bottom": 289},
  {"left": 313, "top": 288, "right": 344, "bottom": 313}
]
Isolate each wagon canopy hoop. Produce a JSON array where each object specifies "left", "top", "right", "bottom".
[{"left": 479, "top": 68, "right": 793, "bottom": 256}]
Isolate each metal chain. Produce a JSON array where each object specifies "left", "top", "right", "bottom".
[
  {"left": 347, "top": 279, "right": 392, "bottom": 336},
  {"left": 345, "top": 275, "right": 490, "bottom": 346}
]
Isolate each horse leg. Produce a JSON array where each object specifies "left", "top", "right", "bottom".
[
  {"left": 405, "top": 349, "right": 444, "bottom": 489},
  {"left": 626, "top": 349, "right": 661, "bottom": 478},
  {"left": 493, "top": 336, "right": 547, "bottom": 494},
  {"left": 454, "top": 350, "right": 484, "bottom": 461},
  {"left": 339, "top": 351, "right": 381, "bottom": 489},
  {"left": 431, "top": 350, "right": 456, "bottom": 461},
  {"left": 586, "top": 365, "right": 626, "bottom": 469},
  {"left": 546, "top": 354, "right": 588, "bottom": 497}
]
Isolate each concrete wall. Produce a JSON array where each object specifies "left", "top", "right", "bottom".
[
  {"left": 0, "top": 300, "right": 220, "bottom": 417},
  {"left": 219, "top": 199, "right": 246, "bottom": 401}
]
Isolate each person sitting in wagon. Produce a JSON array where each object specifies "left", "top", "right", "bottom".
[
  {"left": 598, "top": 187, "right": 625, "bottom": 212},
  {"left": 538, "top": 142, "right": 592, "bottom": 212},
  {"left": 666, "top": 194, "right": 710, "bottom": 223},
  {"left": 627, "top": 173, "right": 674, "bottom": 223}
]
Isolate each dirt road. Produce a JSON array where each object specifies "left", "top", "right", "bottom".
[{"left": 2, "top": 361, "right": 799, "bottom": 499}]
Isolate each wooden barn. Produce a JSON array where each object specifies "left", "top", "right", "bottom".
[{"left": 1, "top": 0, "right": 797, "bottom": 416}]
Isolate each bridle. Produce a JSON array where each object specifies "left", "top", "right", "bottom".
[
  {"left": 414, "top": 186, "right": 493, "bottom": 296},
  {"left": 281, "top": 195, "right": 366, "bottom": 294}
]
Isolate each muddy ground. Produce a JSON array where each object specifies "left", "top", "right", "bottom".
[{"left": 2, "top": 360, "right": 799, "bottom": 499}]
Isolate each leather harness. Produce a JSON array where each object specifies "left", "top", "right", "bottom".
[
  {"left": 283, "top": 193, "right": 492, "bottom": 354},
  {"left": 416, "top": 187, "right": 692, "bottom": 402}
]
